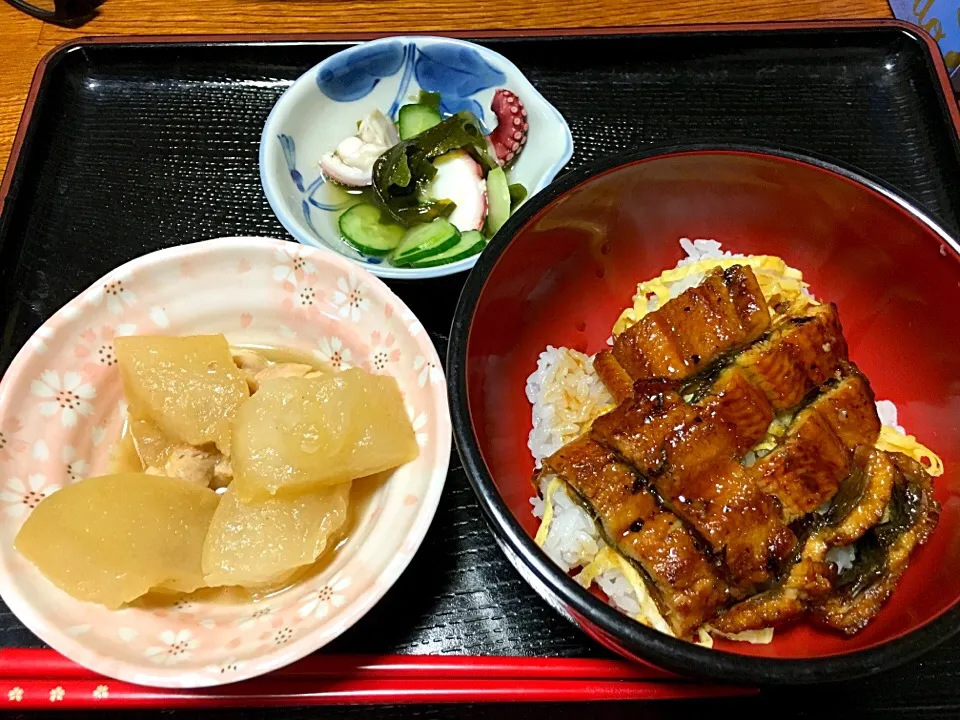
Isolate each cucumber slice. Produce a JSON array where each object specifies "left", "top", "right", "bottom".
[
  {"left": 398, "top": 104, "right": 442, "bottom": 140},
  {"left": 486, "top": 167, "right": 511, "bottom": 236},
  {"left": 338, "top": 203, "right": 406, "bottom": 256},
  {"left": 408, "top": 230, "right": 486, "bottom": 268},
  {"left": 508, "top": 183, "right": 527, "bottom": 210},
  {"left": 392, "top": 218, "right": 460, "bottom": 266}
]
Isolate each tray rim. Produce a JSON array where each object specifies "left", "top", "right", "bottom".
[
  {"left": 2, "top": 19, "right": 959, "bottom": 223},
  {"left": 0, "top": 19, "right": 959, "bottom": 692}
]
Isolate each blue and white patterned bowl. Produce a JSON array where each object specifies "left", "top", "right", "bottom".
[{"left": 259, "top": 36, "right": 574, "bottom": 279}]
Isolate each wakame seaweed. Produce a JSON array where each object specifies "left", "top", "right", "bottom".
[{"left": 372, "top": 112, "right": 498, "bottom": 226}]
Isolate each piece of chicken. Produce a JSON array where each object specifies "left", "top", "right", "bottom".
[
  {"left": 233, "top": 350, "right": 270, "bottom": 392},
  {"left": 251, "top": 363, "right": 316, "bottom": 392},
  {"left": 234, "top": 350, "right": 326, "bottom": 393},
  {"left": 212, "top": 454, "right": 233, "bottom": 490},
  {"left": 145, "top": 446, "right": 218, "bottom": 487}
]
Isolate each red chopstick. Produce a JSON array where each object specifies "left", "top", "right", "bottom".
[
  {"left": 0, "top": 650, "right": 678, "bottom": 681},
  {"left": 0, "top": 651, "right": 756, "bottom": 708},
  {"left": 0, "top": 676, "right": 753, "bottom": 709}
]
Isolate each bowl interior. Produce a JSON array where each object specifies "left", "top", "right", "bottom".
[
  {"left": 0, "top": 237, "right": 450, "bottom": 687},
  {"left": 463, "top": 150, "right": 960, "bottom": 661},
  {"left": 259, "top": 36, "right": 573, "bottom": 279}
]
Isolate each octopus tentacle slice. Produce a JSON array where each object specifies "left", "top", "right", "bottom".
[{"left": 489, "top": 89, "right": 529, "bottom": 167}]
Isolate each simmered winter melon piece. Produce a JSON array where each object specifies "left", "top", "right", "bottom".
[
  {"left": 232, "top": 369, "right": 418, "bottom": 501},
  {"left": 202, "top": 483, "right": 350, "bottom": 588},
  {"left": 115, "top": 334, "right": 249, "bottom": 454},
  {"left": 231, "top": 377, "right": 352, "bottom": 501},
  {"left": 129, "top": 416, "right": 177, "bottom": 468},
  {"left": 14, "top": 473, "right": 219, "bottom": 608}
]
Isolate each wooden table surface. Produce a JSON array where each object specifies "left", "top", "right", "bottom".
[{"left": 0, "top": 0, "right": 893, "bottom": 181}]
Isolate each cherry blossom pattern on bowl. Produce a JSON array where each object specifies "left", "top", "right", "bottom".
[
  {"left": 259, "top": 35, "right": 574, "bottom": 280},
  {"left": 0, "top": 237, "right": 451, "bottom": 689}
]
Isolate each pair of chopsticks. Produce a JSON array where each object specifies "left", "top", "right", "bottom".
[{"left": 0, "top": 650, "right": 754, "bottom": 708}]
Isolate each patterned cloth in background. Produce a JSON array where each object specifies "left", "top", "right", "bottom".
[{"left": 890, "top": 0, "right": 960, "bottom": 88}]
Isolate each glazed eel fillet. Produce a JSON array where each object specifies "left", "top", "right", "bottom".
[
  {"left": 540, "top": 263, "right": 937, "bottom": 638},
  {"left": 544, "top": 265, "right": 938, "bottom": 637},
  {"left": 595, "top": 264, "right": 772, "bottom": 402},
  {"left": 544, "top": 437, "right": 730, "bottom": 638},
  {"left": 749, "top": 368, "right": 881, "bottom": 522},
  {"left": 540, "top": 298, "right": 867, "bottom": 632},
  {"left": 713, "top": 449, "right": 939, "bottom": 634},
  {"left": 814, "top": 453, "right": 939, "bottom": 634},
  {"left": 587, "top": 303, "right": 857, "bottom": 594},
  {"left": 590, "top": 380, "right": 796, "bottom": 593}
]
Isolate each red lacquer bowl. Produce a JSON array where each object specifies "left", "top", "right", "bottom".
[{"left": 448, "top": 146, "right": 960, "bottom": 684}]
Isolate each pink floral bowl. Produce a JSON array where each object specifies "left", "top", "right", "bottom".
[{"left": 0, "top": 237, "right": 451, "bottom": 688}]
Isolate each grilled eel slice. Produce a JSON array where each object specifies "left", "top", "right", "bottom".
[
  {"left": 712, "top": 446, "right": 899, "bottom": 634},
  {"left": 543, "top": 437, "right": 730, "bottom": 639},
  {"left": 705, "top": 371, "right": 882, "bottom": 633},
  {"left": 714, "top": 451, "right": 939, "bottom": 635},
  {"left": 704, "top": 302, "right": 848, "bottom": 413},
  {"left": 689, "top": 302, "right": 850, "bottom": 450},
  {"left": 814, "top": 453, "right": 939, "bottom": 635},
  {"left": 595, "top": 304, "right": 852, "bottom": 474},
  {"left": 586, "top": 306, "right": 857, "bottom": 592},
  {"left": 750, "top": 367, "right": 882, "bottom": 522},
  {"left": 595, "top": 265, "right": 771, "bottom": 401},
  {"left": 591, "top": 381, "right": 796, "bottom": 593}
]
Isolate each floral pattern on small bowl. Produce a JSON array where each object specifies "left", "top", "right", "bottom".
[
  {"left": 0, "top": 237, "right": 451, "bottom": 688},
  {"left": 260, "top": 36, "right": 574, "bottom": 280}
]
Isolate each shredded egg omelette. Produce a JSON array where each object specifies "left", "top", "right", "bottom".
[{"left": 612, "top": 253, "right": 813, "bottom": 336}]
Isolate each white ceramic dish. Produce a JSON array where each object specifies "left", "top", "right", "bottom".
[
  {"left": 259, "top": 36, "right": 574, "bottom": 279},
  {"left": 0, "top": 237, "right": 451, "bottom": 688}
]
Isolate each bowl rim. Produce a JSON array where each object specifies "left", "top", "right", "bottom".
[
  {"left": 447, "top": 143, "right": 960, "bottom": 685},
  {"left": 0, "top": 236, "right": 452, "bottom": 688},
  {"left": 258, "top": 34, "right": 574, "bottom": 281}
]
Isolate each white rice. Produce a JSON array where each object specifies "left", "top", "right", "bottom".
[
  {"left": 677, "top": 238, "right": 731, "bottom": 266},
  {"left": 526, "top": 346, "right": 613, "bottom": 467},
  {"left": 594, "top": 568, "right": 643, "bottom": 617},
  {"left": 526, "top": 237, "right": 908, "bottom": 640},
  {"left": 826, "top": 545, "right": 857, "bottom": 573},
  {"left": 536, "top": 474, "right": 602, "bottom": 573},
  {"left": 875, "top": 399, "right": 905, "bottom": 435}
]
